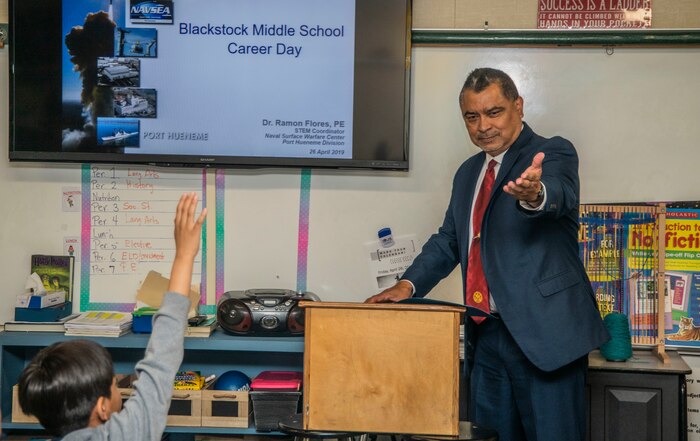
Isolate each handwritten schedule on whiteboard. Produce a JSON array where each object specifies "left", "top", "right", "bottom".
[{"left": 81, "top": 164, "right": 204, "bottom": 311}]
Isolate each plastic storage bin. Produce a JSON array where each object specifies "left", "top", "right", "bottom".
[
  {"left": 251, "top": 370, "right": 302, "bottom": 391},
  {"left": 131, "top": 307, "right": 157, "bottom": 333},
  {"left": 250, "top": 370, "right": 302, "bottom": 431},
  {"left": 250, "top": 391, "right": 301, "bottom": 431}
]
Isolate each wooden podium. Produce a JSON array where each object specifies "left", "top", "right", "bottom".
[{"left": 300, "top": 301, "right": 465, "bottom": 436}]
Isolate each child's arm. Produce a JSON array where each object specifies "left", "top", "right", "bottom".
[
  {"left": 96, "top": 193, "right": 206, "bottom": 440},
  {"left": 169, "top": 192, "right": 207, "bottom": 296}
]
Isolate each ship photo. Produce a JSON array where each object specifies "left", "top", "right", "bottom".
[
  {"left": 113, "top": 88, "right": 157, "bottom": 118},
  {"left": 96, "top": 117, "right": 140, "bottom": 147},
  {"left": 102, "top": 129, "right": 138, "bottom": 143}
]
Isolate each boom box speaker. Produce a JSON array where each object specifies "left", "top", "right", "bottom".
[{"left": 217, "top": 289, "right": 319, "bottom": 336}]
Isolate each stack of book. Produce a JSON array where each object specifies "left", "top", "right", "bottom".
[
  {"left": 64, "top": 311, "right": 133, "bottom": 337},
  {"left": 185, "top": 316, "right": 218, "bottom": 338},
  {"left": 4, "top": 313, "right": 80, "bottom": 333}
]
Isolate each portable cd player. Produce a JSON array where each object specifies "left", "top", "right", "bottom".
[{"left": 216, "top": 289, "right": 319, "bottom": 335}]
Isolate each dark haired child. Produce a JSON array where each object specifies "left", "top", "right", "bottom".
[{"left": 18, "top": 193, "right": 207, "bottom": 440}]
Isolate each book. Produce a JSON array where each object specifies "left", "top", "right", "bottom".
[
  {"left": 185, "top": 316, "right": 218, "bottom": 338},
  {"left": 4, "top": 313, "right": 80, "bottom": 332},
  {"left": 30, "top": 254, "right": 75, "bottom": 302},
  {"left": 64, "top": 311, "right": 132, "bottom": 337},
  {"left": 397, "top": 297, "right": 491, "bottom": 317}
]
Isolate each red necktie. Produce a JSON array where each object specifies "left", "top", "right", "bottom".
[{"left": 466, "top": 159, "right": 496, "bottom": 323}]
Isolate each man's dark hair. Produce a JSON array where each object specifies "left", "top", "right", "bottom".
[
  {"left": 18, "top": 339, "right": 115, "bottom": 436},
  {"left": 459, "top": 67, "right": 520, "bottom": 103}
]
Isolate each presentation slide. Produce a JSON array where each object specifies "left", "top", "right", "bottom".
[{"left": 62, "top": 0, "right": 356, "bottom": 160}]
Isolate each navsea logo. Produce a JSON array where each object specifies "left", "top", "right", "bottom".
[{"left": 130, "top": 0, "right": 174, "bottom": 24}]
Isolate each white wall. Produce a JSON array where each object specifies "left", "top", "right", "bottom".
[{"left": 2, "top": 46, "right": 700, "bottom": 322}]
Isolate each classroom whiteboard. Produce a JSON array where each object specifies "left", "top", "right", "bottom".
[
  {"left": 3, "top": 45, "right": 700, "bottom": 320},
  {"left": 82, "top": 165, "right": 206, "bottom": 311},
  {"left": 409, "top": 46, "right": 700, "bottom": 204}
]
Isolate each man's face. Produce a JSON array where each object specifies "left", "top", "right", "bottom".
[{"left": 459, "top": 82, "right": 523, "bottom": 157}]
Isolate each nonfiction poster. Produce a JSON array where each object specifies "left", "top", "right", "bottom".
[
  {"left": 663, "top": 209, "right": 700, "bottom": 348},
  {"left": 62, "top": 0, "right": 355, "bottom": 159}
]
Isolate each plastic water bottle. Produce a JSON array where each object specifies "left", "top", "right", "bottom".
[{"left": 378, "top": 227, "right": 395, "bottom": 248}]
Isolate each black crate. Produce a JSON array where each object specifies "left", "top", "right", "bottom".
[{"left": 250, "top": 391, "right": 301, "bottom": 431}]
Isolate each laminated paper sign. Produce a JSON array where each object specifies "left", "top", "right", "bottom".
[{"left": 365, "top": 235, "right": 419, "bottom": 292}]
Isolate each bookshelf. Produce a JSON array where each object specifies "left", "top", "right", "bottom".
[{"left": 0, "top": 330, "right": 304, "bottom": 439}]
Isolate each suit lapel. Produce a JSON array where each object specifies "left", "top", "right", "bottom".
[{"left": 492, "top": 123, "right": 535, "bottom": 196}]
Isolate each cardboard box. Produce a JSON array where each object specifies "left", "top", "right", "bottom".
[
  {"left": 12, "top": 385, "right": 39, "bottom": 424},
  {"left": 136, "top": 271, "right": 201, "bottom": 318},
  {"left": 301, "top": 301, "right": 463, "bottom": 436},
  {"left": 14, "top": 302, "right": 73, "bottom": 322},
  {"left": 16, "top": 290, "right": 66, "bottom": 309},
  {"left": 201, "top": 387, "right": 251, "bottom": 428},
  {"left": 118, "top": 374, "right": 202, "bottom": 427},
  {"left": 168, "top": 389, "right": 204, "bottom": 426}
]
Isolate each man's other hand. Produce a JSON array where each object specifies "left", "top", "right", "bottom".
[{"left": 364, "top": 280, "right": 413, "bottom": 303}]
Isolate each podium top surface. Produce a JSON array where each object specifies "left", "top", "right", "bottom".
[{"left": 298, "top": 300, "right": 466, "bottom": 314}]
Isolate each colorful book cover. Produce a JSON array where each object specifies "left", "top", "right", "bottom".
[
  {"left": 627, "top": 276, "right": 659, "bottom": 328},
  {"left": 30, "top": 254, "right": 75, "bottom": 302}
]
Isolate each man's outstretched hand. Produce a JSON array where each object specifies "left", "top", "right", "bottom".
[{"left": 503, "top": 152, "right": 545, "bottom": 205}]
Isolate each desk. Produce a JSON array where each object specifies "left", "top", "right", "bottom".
[{"left": 587, "top": 349, "right": 691, "bottom": 441}]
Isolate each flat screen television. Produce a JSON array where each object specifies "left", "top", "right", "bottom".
[{"left": 9, "top": 0, "right": 411, "bottom": 170}]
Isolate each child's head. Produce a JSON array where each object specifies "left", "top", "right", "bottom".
[{"left": 18, "top": 339, "right": 121, "bottom": 436}]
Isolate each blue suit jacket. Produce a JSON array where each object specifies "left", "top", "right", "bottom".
[{"left": 402, "top": 123, "right": 609, "bottom": 372}]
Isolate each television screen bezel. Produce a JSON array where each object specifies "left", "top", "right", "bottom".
[{"left": 8, "top": 0, "right": 412, "bottom": 171}]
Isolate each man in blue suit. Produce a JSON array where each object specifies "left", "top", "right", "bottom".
[{"left": 366, "top": 68, "right": 609, "bottom": 441}]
